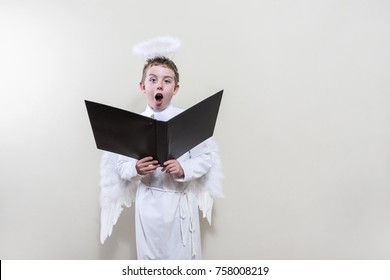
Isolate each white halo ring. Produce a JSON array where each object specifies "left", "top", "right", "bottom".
[{"left": 132, "top": 36, "right": 181, "bottom": 58}]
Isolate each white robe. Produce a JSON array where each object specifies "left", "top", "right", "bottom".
[{"left": 99, "top": 104, "right": 223, "bottom": 260}]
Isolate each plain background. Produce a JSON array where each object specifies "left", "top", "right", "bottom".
[{"left": 1, "top": 0, "right": 389, "bottom": 259}]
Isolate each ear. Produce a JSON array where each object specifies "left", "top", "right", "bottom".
[
  {"left": 139, "top": 82, "right": 146, "bottom": 92},
  {"left": 173, "top": 84, "right": 180, "bottom": 95}
]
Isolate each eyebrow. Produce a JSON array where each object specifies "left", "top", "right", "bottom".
[{"left": 147, "top": 74, "right": 174, "bottom": 79}]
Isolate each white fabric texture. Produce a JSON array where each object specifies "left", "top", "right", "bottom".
[{"left": 99, "top": 104, "right": 223, "bottom": 260}]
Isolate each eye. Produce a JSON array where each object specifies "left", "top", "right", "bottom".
[
  {"left": 164, "top": 79, "right": 172, "bottom": 84},
  {"left": 149, "top": 77, "right": 156, "bottom": 83}
]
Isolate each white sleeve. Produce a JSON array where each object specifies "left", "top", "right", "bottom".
[
  {"left": 115, "top": 154, "right": 140, "bottom": 181},
  {"left": 177, "top": 147, "right": 212, "bottom": 182}
]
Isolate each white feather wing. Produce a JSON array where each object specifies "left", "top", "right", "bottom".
[{"left": 99, "top": 152, "right": 137, "bottom": 244}]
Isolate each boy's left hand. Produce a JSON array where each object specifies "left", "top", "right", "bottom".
[{"left": 162, "top": 159, "right": 184, "bottom": 178}]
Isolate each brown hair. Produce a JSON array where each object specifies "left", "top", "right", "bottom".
[{"left": 140, "top": 56, "right": 179, "bottom": 85}]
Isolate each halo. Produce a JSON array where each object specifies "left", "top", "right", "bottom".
[{"left": 132, "top": 36, "right": 181, "bottom": 58}]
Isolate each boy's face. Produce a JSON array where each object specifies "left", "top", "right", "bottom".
[{"left": 140, "top": 65, "right": 179, "bottom": 112}]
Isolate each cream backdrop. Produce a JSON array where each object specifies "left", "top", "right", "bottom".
[{"left": 1, "top": 0, "right": 389, "bottom": 259}]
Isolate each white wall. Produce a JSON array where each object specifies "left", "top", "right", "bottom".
[{"left": 1, "top": 0, "right": 390, "bottom": 259}]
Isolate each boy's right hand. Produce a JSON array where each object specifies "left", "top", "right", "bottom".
[{"left": 136, "top": 156, "right": 160, "bottom": 176}]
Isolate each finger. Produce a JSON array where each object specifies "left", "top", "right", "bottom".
[
  {"left": 165, "top": 166, "right": 178, "bottom": 174},
  {"left": 137, "top": 158, "right": 159, "bottom": 175},
  {"left": 145, "top": 166, "right": 158, "bottom": 173},
  {"left": 164, "top": 163, "right": 175, "bottom": 173},
  {"left": 143, "top": 161, "right": 159, "bottom": 168},
  {"left": 139, "top": 156, "right": 154, "bottom": 164},
  {"left": 163, "top": 159, "right": 176, "bottom": 166},
  {"left": 161, "top": 161, "right": 172, "bottom": 171},
  {"left": 141, "top": 165, "right": 159, "bottom": 175},
  {"left": 149, "top": 160, "right": 159, "bottom": 165},
  {"left": 145, "top": 161, "right": 160, "bottom": 168}
]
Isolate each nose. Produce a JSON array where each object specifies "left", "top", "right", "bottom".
[{"left": 156, "top": 79, "right": 163, "bottom": 90}]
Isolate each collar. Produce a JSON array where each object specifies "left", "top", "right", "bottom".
[{"left": 143, "top": 104, "right": 175, "bottom": 121}]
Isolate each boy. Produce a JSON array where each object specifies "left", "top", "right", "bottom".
[{"left": 99, "top": 56, "right": 222, "bottom": 260}]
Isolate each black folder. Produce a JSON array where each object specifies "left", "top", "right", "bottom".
[{"left": 85, "top": 90, "right": 223, "bottom": 164}]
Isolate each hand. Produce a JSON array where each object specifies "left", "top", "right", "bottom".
[
  {"left": 136, "top": 156, "right": 160, "bottom": 176},
  {"left": 162, "top": 159, "right": 184, "bottom": 178}
]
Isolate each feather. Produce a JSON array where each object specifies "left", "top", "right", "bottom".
[
  {"left": 99, "top": 152, "right": 138, "bottom": 244},
  {"left": 190, "top": 138, "right": 224, "bottom": 225},
  {"left": 98, "top": 138, "right": 223, "bottom": 243}
]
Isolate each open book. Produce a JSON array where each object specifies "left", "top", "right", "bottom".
[{"left": 85, "top": 90, "right": 223, "bottom": 164}]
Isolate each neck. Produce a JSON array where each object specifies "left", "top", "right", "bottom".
[{"left": 148, "top": 103, "right": 172, "bottom": 112}]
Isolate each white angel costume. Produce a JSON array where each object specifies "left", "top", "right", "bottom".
[{"left": 99, "top": 104, "right": 223, "bottom": 260}]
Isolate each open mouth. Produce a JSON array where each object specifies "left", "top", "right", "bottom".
[{"left": 155, "top": 93, "right": 163, "bottom": 101}]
